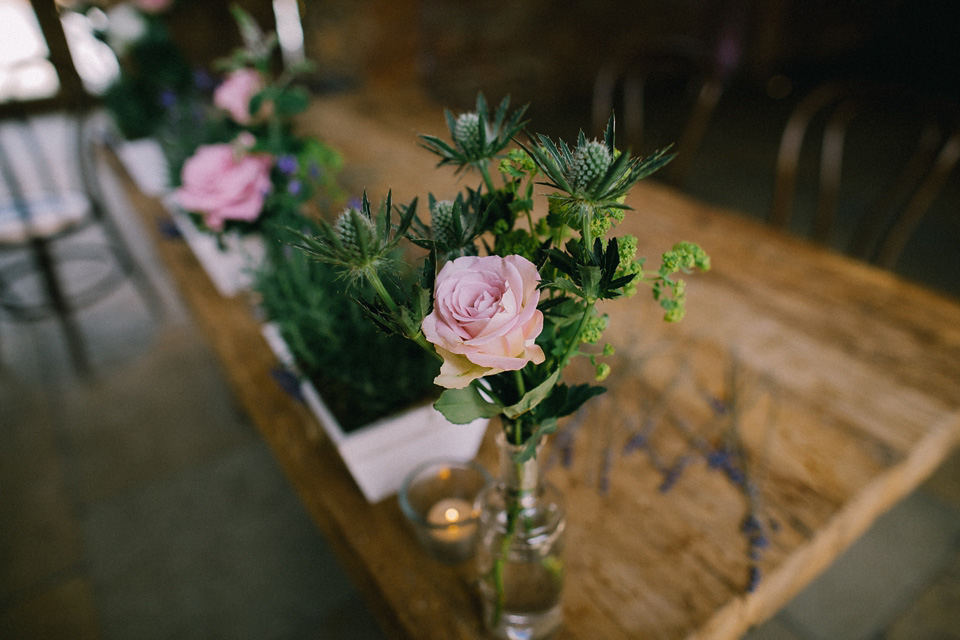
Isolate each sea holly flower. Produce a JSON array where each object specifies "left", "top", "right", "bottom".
[
  {"left": 569, "top": 140, "right": 613, "bottom": 192},
  {"left": 418, "top": 93, "right": 527, "bottom": 191},
  {"left": 296, "top": 192, "right": 412, "bottom": 280},
  {"left": 334, "top": 206, "right": 378, "bottom": 257},
  {"left": 422, "top": 255, "right": 545, "bottom": 389},
  {"left": 430, "top": 199, "right": 460, "bottom": 247},
  {"left": 522, "top": 116, "right": 674, "bottom": 246},
  {"left": 453, "top": 113, "right": 489, "bottom": 157}
]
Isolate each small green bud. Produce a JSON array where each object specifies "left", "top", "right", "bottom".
[
  {"left": 580, "top": 313, "right": 608, "bottom": 344},
  {"left": 618, "top": 234, "right": 638, "bottom": 266},
  {"left": 590, "top": 214, "right": 613, "bottom": 238},
  {"left": 494, "top": 229, "right": 539, "bottom": 262},
  {"left": 595, "top": 361, "right": 611, "bottom": 381}
]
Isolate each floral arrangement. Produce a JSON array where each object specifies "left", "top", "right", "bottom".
[
  {"left": 75, "top": 0, "right": 192, "bottom": 140},
  {"left": 294, "top": 93, "right": 710, "bottom": 457},
  {"left": 171, "top": 6, "right": 342, "bottom": 238}
]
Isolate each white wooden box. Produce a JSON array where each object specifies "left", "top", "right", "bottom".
[
  {"left": 261, "top": 323, "right": 489, "bottom": 503},
  {"left": 166, "top": 203, "right": 265, "bottom": 298}
]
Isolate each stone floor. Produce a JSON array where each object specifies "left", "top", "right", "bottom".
[{"left": 1, "top": 91, "right": 959, "bottom": 640}]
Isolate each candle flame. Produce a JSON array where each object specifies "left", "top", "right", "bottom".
[{"left": 443, "top": 507, "right": 460, "bottom": 523}]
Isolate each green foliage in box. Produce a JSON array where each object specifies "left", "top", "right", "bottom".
[{"left": 255, "top": 220, "right": 440, "bottom": 432}]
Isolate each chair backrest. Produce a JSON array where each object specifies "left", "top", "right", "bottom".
[
  {"left": 0, "top": 110, "right": 102, "bottom": 245},
  {"left": 771, "top": 81, "right": 960, "bottom": 269},
  {"left": 590, "top": 1, "right": 744, "bottom": 187}
]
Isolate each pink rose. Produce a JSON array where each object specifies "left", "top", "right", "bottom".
[
  {"left": 132, "top": 0, "right": 173, "bottom": 13},
  {"left": 422, "top": 255, "right": 545, "bottom": 389},
  {"left": 213, "top": 69, "right": 267, "bottom": 125},
  {"left": 175, "top": 143, "right": 273, "bottom": 232}
]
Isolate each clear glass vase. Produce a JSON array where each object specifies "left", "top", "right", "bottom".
[{"left": 476, "top": 430, "right": 566, "bottom": 639}]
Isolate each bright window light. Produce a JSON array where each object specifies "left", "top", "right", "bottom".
[{"left": 0, "top": 0, "right": 59, "bottom": 102}]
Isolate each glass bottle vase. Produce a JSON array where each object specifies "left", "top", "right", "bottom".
[{"left": 476, "top": 430, "right": 566, "bottom": 639}]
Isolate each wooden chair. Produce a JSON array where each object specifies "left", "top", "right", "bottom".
[
  {"left": 590, "top": 1, "right": 744, "bottom": 187},
  {"left": 0, "top": 105, "right": 164, "bottom": 376},
  {"left": 771, "top": 81, "right": 960, "bottom": 269}
]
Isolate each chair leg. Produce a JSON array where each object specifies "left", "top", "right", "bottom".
[
  {"left": 30, "top": 236, "right": 91, "bottom": 377},
  {"left": 77, "top": 116, "right": 167, "bottom": 321}
]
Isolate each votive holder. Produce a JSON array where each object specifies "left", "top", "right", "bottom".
[{"left": 399, "top": 459, "right": 491, "bottom": 564}]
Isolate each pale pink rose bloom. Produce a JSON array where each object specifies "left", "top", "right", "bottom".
[
  {"left": 175, "top": 143, "right": 273, "bottom": 232},
  {"left": 213, "top": 68, "right": 266, "bottom": 125},
  {"left": 422, "top": 254, "right": 545, "bottom": 389},
  {"left": 133, "top": 0, "right": 173, "bottom": 14}
]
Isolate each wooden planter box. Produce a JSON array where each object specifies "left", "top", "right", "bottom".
[
  {"left": 166, "top": 204, "right": 265, "bottom": 298},
  {"left": 261, "top": 323, "right": 490, "bottom": 503}
]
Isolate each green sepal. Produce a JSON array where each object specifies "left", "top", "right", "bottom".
[{"left": 434, "top": 386, "right": 503, "bottom": 424}]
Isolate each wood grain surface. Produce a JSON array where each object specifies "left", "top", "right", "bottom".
[{"left": 103, "top": 85, "right": 960, "bottom": 639}]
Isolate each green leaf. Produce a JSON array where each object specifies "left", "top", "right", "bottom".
[
  {"left": 503, "top": 368, "right": 561, "bottom": 419},
  {"left": 577, "top": 264, "right": 602, "bottom": 300},
  {"left": 434, "top": 386, "right": 502, "bottom": 424},
  {"left": 541, "top": 277, "right": 585, "bottom": 298},
  {"left": 275, "top": 87, "right": 310, "bottom": 116}
]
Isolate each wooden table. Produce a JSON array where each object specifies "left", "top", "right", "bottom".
[{"left": 105, "top": 87, "right": 960, "bottom": 640}]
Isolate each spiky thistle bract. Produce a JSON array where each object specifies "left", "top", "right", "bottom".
[
  {"left": 418, "top": 93, "right": 528, "bottom": 174},
  {"left": 292, "top": 190, "right": 416, "bottom": 284},
  {"left": 521, "top": 115, "right": 674, "bottom": 243}
]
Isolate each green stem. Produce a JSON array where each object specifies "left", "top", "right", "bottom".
[
  {"left": 478, "top": 160, "right": 496, "bottom": 194},
  {"left": 366, "top": 269, "right": 399, "bottom": 315},
  {"left": 581, "top": 203, "right": 595, "bottom": 251},
  {"left": 491, "top": 429, "right": 527, "bottom": 626},
  {"left": 366, "top": 269, "right": 442, "bottom": 362},
  {"left": 267, "top": 107, "right": 283, "bottom": 156},
  {"left": 491, "top": 495, "right": 519, "bottom": 626},
  {"left": 513, "top": 369, "right": 527, "bottom": 401},
  {"left": 559, "top": 299, "right": 596, "bottom": 370}
]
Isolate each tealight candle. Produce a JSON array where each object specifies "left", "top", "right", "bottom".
[
  {"left": 427, "top": 497, "right": 476, "bottom": 543},
  {"left": 399, "top": 460, "right": 490, "bottom": 563}
]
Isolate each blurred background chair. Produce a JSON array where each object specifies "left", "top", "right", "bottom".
[
  {"left": 0, "top": 0, "right": 164, "bottom": 377},
  {"left": 590, "top": 0, "right": 746, "bottom": 188},
  {"left": 770, "top": 80, "right": 960, "bottom": 269},
  {"left": 0, "top": 101, "right": 163, "bottom": 376}
]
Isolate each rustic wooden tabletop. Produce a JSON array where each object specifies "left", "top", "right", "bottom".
[{"left": 104, "top": 86, "right": 960, "bottom": 639}]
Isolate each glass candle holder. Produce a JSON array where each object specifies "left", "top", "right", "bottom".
[{"left": 399, "top": 459, "right": 491, "bottom": 564}]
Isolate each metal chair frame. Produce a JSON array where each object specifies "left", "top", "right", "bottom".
[
  {"left": 0, "top": 108, "right": 163, "bottom": 376},
  {"left": 771, "top": 81, "right": 960, "bottom": 269}
]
